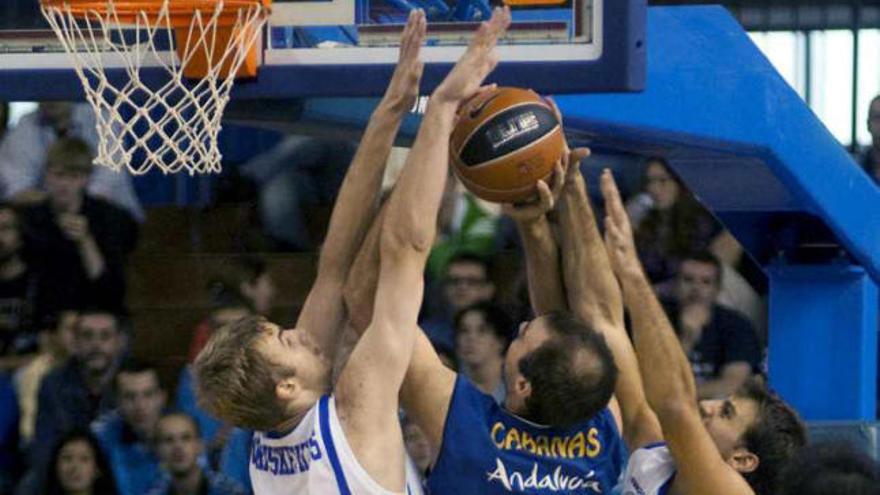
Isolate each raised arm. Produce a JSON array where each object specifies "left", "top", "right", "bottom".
[
  {"left": 342, "top": 175, "right": 457, "bottom": 453},
  {"left": 335, "top": 7, "right": 510, "bottom": 484},
  {"left": 600, "top": 169, "right": 753, "bottom": 495},
  {"left": 556, "top": 154, "right": 663, "bottom": 451},
  {"left": 296, "top": 12, "right": 425, "bottom": 363},
  {"left": 502, "top": 169, "right": 568, "bottom": 316}
]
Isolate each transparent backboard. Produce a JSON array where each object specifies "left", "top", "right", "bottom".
[
  {"left": 0, "top": 0, "right": 646, "bottom": 99},
  {"left": 269, "top": 0, "right": 595, "bottom": 62}
]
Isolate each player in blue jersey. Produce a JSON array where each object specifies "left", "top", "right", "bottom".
[
  {"left": 599, "top": 169, "right": 807, "bottom": 495},
  {"left": 342, "top": 118, "right": 641, "bottom": 493},
  {"left": 194, "top": 8, "right": 513, "bottom": 494}
]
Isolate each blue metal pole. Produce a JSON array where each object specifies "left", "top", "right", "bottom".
[{"left": 767, "top": 263, "right": 878, "bottom": 420}]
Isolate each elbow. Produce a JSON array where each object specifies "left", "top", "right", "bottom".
[{"left": 380, "top": 222, "right": 434, "bottom": 258}]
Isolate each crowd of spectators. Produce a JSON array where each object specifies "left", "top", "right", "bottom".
[{"left": 0, "top": 92, "right": 875, "bottom": 494}]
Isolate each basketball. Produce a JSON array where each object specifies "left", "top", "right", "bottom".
[{"left": 450, "top": 87, "right": 565, "bottom": 204}]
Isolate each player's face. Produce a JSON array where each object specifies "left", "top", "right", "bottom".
[
  {"left": 256, "top": 323, "right": 331, "bottom": 406},
  {"left": 155, "top": 416, "right": 202, "bottom": 476},
  {"left": 502, "top": 315, "right": 553, "bottom": 415},
  {"left": 456, "top": 309, "right": 505, "bottom": 367},
  {"left": 644, "top": 161, "right": 679, "bottom": 210},
  {"left": 699, "top": 396, "right": 760, "bottom": 463}
]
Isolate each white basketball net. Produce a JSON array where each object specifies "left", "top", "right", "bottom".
[{"left": 40, "top": 1, "right": 269, "bottom": 175}]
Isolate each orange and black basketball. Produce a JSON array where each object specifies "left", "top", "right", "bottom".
[{"left": 450, "top": 87, "right": 565, "bottom": 204}]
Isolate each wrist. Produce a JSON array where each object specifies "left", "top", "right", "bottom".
[
  {"left": 516, "top": 213, "right": 548, "bottom": 230},
  {"left": 423, "top": 101, "right": 458, "bottom": 129},
  {"left": 375, "top": 97, "right": 410, "bottom": 119},
  {"left": 425, "top": 98, "right": 458, "bottom": 116}
]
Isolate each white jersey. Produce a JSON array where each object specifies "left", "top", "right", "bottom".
[
  {"left": 619, "top": 443, "right": 676, "bottom": 495},
  {"left": 250, "top": 395, "right": 424, "bottom": 495}
]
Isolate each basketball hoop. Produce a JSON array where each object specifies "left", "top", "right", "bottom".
[{"left": 40, "top": 0, "right": 271, "bottom": 175}]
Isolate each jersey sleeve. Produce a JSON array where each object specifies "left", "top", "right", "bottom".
[{"left": 619, "top": 443, "right": 676, "bottom": 495}]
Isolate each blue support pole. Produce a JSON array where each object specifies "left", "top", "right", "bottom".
[{"left": 767, "top": 264, "right": 878, "bottom": 420}]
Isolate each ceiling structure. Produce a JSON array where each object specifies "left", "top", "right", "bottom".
[{"left": 650, "top": 0, "right": 880, "bottom": 30}]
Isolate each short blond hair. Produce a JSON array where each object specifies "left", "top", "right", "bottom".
[{"left": 193, "top": 315, "right": 288, "bottom": 431}]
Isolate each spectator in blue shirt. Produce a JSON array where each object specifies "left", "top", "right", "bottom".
[
  {"left": 149, "top": 412, "right": 247, "bottom": 495},
  {"left": 92, "top": 359, "right": 166, "bottom": 495}
]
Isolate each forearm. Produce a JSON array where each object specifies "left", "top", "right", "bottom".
[
  {"left": 559, "top": 174, "right": 659, "bottom": 448},
  {"left": 343, "top": 205, "right": 385, "bottom": 335},
  {"left": 620, "top": 270, "right": 698, "bottom": 412},
  {"left": 558, "top": 175, "right": 623, "bottom": 328},
  {"left": 517, "top": 216, "right": 567, "bottom": 315},
  {"left": 318, "top": 105, "right": 404, "bottom": 280},
  {"left": 382, "top": 101, "right": 456, "bottom": 253},
  {"left": 78, "top": 236, "right": 106, "bottom": 280}
]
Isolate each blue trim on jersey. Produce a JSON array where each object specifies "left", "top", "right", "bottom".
[
  {"left": 642, "top": 441, "right": 669, "bottom": 450},
  {"left": 263, "top": 426, "right": 296, "bottom": 440},
  {"left": 659, "top": 471, "right": 676, "bottom": 495},
  {"left": 319, "top": 396, "right": 352, "bottom": 495}
]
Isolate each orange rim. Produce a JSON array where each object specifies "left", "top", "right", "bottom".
[{"left": 41, "top": 0, "right": 270, "bottom": 27}]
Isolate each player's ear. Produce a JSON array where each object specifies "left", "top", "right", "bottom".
[
  {"left": 275, "top": 377, "right": 298, "bottom": 401},
  {"left": 729, "top": 447, "right": 759, "bottom": 474},
  {"left": 514, "top": 374, "right": 531, "bottom": 399}
]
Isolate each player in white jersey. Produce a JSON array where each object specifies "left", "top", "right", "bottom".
[
  {"left": 193, "top": 8, "right": 512, "bottom": 494},
  {"left": 600, "top": 170, "right": 807, "bottom": 495},
  {"left": 249, "top": 397, "right": 423, "bottom": 494}
]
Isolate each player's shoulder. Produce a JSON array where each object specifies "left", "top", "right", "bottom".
[{"left": 447, "top": 375, "right": 501, "bottom": 418}]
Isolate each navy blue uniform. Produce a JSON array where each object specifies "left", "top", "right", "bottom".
[{"left": 428, "top": 377, "right": 626, "bottom": 494}]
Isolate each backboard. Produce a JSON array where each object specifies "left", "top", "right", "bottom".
[{"left": 0, "top": 0, "right": 645, "bottom": 100}]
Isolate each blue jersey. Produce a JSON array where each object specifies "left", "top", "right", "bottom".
[{"left": 428, "top": 377, "right": 626, "bottom": 494}]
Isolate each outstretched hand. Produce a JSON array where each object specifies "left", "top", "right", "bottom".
[
  {"left": 544, "top": 97, "right": 590, "bottom": 185},
  {"left": 502, "top": 162, "right": 565, "bottom": 223},
  {"left": 381, "top": 9, "right": 427, "bottom": 115},
  {"left": 600, "top": 169, "right": 643, "bottom": 279},
  {"left": 433, "top": 7, "right": 512, "bottom": 105}
]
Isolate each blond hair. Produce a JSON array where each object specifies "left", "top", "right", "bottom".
[{"left": 193, "top": 315, "right": 289, "bottom": 431}]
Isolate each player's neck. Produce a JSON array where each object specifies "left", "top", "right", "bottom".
[
  {"left": 464, "top": 358, "right": 503, "bottom": 395},
  {"left": 273, "top": 408, "right": 309, "bottom": 435}
]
